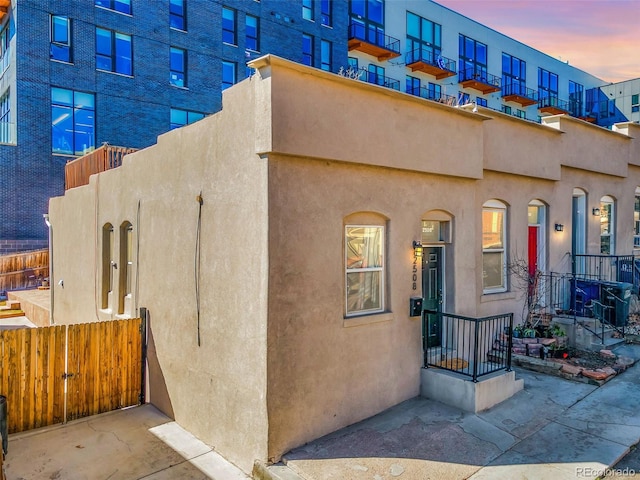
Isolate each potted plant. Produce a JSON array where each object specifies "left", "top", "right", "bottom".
[
  {"left": 513, "top": 325, "right": 524, "bottom": 338},
  {"left": 547, "top": 324, "right": 567, "bottom": 349}
]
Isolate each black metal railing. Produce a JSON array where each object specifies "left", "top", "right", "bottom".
[
  {"left": 407, "top": 86, "right": 458, "bottom": 105},
  {"left": 363, "top": 70, "right": 400, "bottom": 90},
  {"left": 534, "top": 257, "right": 638, "bottom": 342},
  {"left": 502, "top": 82, "right": 537, "bottom": 102},
  {"left": 348, "top": 22, "right": 401, "bottom": 55},
  {"left": 538, "top": 95, "right": 570, "bottom": 112},
  {"left": 424, "top": 310, "right": 513, "bottom": 382},
  {"left": 573, "top": 253, "right": 640, "bottom": 290},
  {"left": 405, "top": 48, "right": 456, "bottom": 74},
  {"left": 459, "top": 67, "right": 501, "bottom": 89}
]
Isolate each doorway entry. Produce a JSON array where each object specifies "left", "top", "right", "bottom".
[{"left": 422, "top": 245, "right": 443, "bottom": 348}]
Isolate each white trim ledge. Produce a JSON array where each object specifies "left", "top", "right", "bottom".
[{"left": 343, "top": 312, "right": 394, "bottom": 328}]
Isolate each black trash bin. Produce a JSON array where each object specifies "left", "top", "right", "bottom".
[
  {"left": 600, "top": 282, "right": 633, "bottom": 327},
  {"left": 0, "top": 395, "right": 6, "bottom": 455}
]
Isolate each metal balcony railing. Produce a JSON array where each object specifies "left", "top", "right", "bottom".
[
  {"left": 459, "top": 67, "right": 501, "bottom": 89},
  {"left": 538, "top": 95, "right": 570, "bottom": 112},
  {"left": 407, "top": 86, "right": 458, "bottom": 106},
  {"left": 502, "top": 82, "right": 537, "bottom": 102},
  {"left": 405, "top": 48, "right": 456, "bottom": 74},
  {"left": 348, "top": 22, "right": 401, "bottom": 56},
  {"left": 363, "top": 70, "right": 400, "bottom": 91},
  {"left": 424, "top": 310, "right": 513, "bottom": 382}
]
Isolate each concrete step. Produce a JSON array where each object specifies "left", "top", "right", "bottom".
[
  {"left": 254, "top": 463, "right": 304, "bottom": 480},
  {"left": 589, "top": 336, "right": 626, "bottom": 352}
]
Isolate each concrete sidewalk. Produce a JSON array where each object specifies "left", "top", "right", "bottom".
[
  {"left": 264, "top": 344, "right": 640, "bottom": 480},
  {"left": 5, "top": 404, "right": 249, "bottom": 480}
]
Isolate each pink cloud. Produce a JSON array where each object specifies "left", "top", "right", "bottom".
[{"left": 435, "top": 0, "right": 640, "bottom": 82}]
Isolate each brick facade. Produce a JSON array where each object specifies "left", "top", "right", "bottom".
[{"left": 0, "top": 0, "right": 348, "bottom": 251}]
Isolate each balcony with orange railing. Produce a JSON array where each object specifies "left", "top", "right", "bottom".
[
  {"left": 64, "top": 144, "right": 137, "bottom": 190},
  {"left": 0, "top": 0, "right": 10, "bottom": 23}
]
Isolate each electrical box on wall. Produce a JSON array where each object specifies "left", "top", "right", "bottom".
[{"left": 409, "top": 297, "right": 423, "bottom": 317}]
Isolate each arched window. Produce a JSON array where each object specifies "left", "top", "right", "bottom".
[
  {"left": 101, "top": 223, "right": 114, "bottom": 309},
  {"left": 600, "top": 195, "right": 615, "bottom": 254},
  {"left": 344, "top": 212, "right": 386, "bottom": 316},
  {"left": 118, "top": 221, "right": 133, "bottom": 315},
  {"left": 482, "top": 200, "right": 507, "bottom": 293}
]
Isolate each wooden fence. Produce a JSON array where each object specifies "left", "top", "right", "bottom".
[
  {"left": 0, "top": 249, "right": 49, "bottom": 292},
  {"left": 0, "top": 318, "right": 143, "bottom": 434},
  {"left": 65, "top": 144, "right": 137, "bottom": 190}
]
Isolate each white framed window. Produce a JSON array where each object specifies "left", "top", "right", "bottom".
[
  {"left": 600, "top": 195, "right": 615, "bottom": 254},
  {"left": 482, "top": 200, "right": 507, "bottom": 293},
  {"left": 345, "top": 225, "right": 384, "bottom": 316}
]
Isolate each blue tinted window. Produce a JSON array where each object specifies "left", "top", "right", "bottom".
[
  {"left": 96, "top": 28, "right": 132, "bottom": 75},
  {"left": 170, "top": 108, "right": 187, "bottom": 128},
  {"left": 222, "top": 61, "right": 236, "bottom": 90},
  {"left": 407, "top": 13, "right": 419, "bottom": 38},
  {"left": 321, "top": 0, "right": 331, "bottom": 26},
  {"left": 170, "top": 0, "right": 186, "bottom": 30},
  {"left": 246, "top": 15, "right": 259, "bottom": 51},
  {"left": 302, "top": 34, "right": 313, "bottom": 66},
  {"left": 96, "top": 28, "right": 113, "bottom": 71},
  {"left": 51, "top": 88, "right": 95, "bottom": 155},
  {"left": 222, "top": 7, "right": 236, "bottom": 45},
  {"left": 351, "top": 0, "right": 365, "bottom": 17},
  {"left": 51, "top": 15, "right": 71, "bottom": 63},
  {"left": 170, "top": 47, "right": 186, "bottom": 87},
  {"left": 321, "top": 40, "right": 331, "bottom": 71},
  {"left": 95, "top": 0, "right": 131, "bottom": 15},
  {"left": 170, "top": 108, "right": 205, "bottom": 130},
  {"left": 368, "top": 0, "right": 383, "bottom": 24},
  {"left": 302, "top": 0, "right": 313, "bottom": 21},
  {"left": 475, "top": 42, "right": 486, "bottom": 64},
  {"left": 406, "top": 76, "right": 420, "bottom": 95},
  {"left": 115, "top": 32, "right": 132, "bottom": 75}
]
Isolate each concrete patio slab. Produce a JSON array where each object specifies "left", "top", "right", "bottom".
[
  {"left": 267, "top": 346, "right": 640, "bottom": 480},
  {"left": 5, "top": 404, "right": 249, "bottom": 480}
]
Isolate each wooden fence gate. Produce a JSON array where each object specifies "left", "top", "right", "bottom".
[{"left": 0, "top": 318, "right": 144, "bottom": 434}]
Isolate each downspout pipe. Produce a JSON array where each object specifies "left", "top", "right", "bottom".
[{"left": 43, "top": 213, "right": 54, "bottom": 325}]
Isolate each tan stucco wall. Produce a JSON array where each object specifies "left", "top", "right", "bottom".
[
  {"left": 49, "top": 78, "right": 270, "bottom": 473},
  {"left": 543, "top": 115, "right": 631, "bottom": 177},
  {"left": 258, "top": 58, "right": 640, "bottom": 460},
  {"left": 259, "top": 56, "right": 487, "bottom": 180},
  {"left": 265, "top": 157, "right": 480, "bottom": 459},
  {"left": 47, "top": 55, "right": 640, "bottom": 470}
]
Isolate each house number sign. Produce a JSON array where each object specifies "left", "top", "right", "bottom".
[{"left": 412, "top": 253, "right": 418, "bottom": 290}]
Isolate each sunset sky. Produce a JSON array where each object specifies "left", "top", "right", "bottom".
[{"left": 434, "top": 0, "right": 640, "bottom": 83}]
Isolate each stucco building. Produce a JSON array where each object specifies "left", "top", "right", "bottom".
[{"left": 46, "top": 55, "right": 640, "bottom": 473}]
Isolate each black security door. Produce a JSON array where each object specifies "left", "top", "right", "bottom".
[{"left": 422, "top": 246, "right": 443, "bottom": 348}]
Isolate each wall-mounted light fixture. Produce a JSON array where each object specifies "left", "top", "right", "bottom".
[
  {"left": 554, "top": 223, "right": 564, "bottom": 232},
  {"left": 592, "top": 207, "right": 601, "bottom": 216},
  {"left": 412, "top": 240, "right": 423, "bottom": 257}
]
